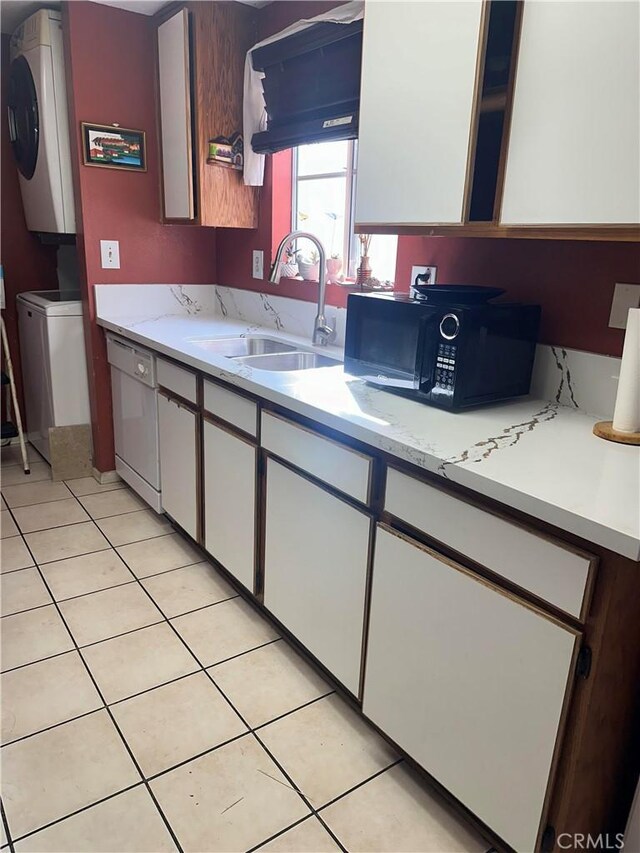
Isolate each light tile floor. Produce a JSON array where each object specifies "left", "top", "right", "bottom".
[{"left": 0, "top": 443, "right": 495, "bottom": 853}]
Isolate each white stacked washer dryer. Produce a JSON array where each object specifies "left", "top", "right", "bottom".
[{"left": 8, "top": 9, "right": 75, "bottom": 235}]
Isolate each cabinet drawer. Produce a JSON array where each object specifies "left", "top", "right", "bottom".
[
  {"left": 385, "top": 467, "right": 596, "bottom": 620},
  {"left": 157, "top": 358, "right": 197, "bottom": 403},
  {"left": 261, "top": 412, "right": 372, "bottom": 504},
  {"left": 203, "top": 379, "right": 258, "bottom": 438}
]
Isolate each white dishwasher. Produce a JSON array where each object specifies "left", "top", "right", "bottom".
[{"left": 107, "top": 334, "right": 162, "bottom": 511}]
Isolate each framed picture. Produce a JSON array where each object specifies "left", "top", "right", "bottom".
[{"left": 81, "top": 123, "right": 146, "bottom": 171}]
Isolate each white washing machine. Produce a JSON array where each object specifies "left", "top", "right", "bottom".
[
  {"left": 8, "top": 9, "right": 75, "bottom": 235},
  {"left": 17, "top": 291, "right": 90, "bottom": 462}
]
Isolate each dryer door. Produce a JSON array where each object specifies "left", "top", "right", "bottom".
[{"left": 8, "top": 55, "right": 39, "bottom": 180}]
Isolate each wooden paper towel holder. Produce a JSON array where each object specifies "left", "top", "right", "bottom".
[{"left": 593, "top": 421, "right": 640, "bottom": 445}]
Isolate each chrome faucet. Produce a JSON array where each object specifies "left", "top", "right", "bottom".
[{"left": 269, "top": 230, "right": 335, "bottom": 346}]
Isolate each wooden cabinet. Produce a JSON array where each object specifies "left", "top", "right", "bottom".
[
  {"left": 263, "top": 458, "right": 372, "bottom": 695},
  {"left": 500, "top": 0, "right": 640, "bottom": 227},
  {"left": 158, "top": 391, "right": 199, "bottom": 541},
  {"left": 363, "top": 524, "right": 580, "bottom": 852},
  {"left": 156, "top": 2, "right": 259, "bottom": 228},
  {"left": 203, "top": 417, "right": 257, "bottom": 592},
  {"left": 355, "top": 0, "right": 484, "bottom": 227}
]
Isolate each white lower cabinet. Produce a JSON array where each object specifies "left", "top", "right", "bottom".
[
  {"left": 158, "top": 392, "right": 198, "bottom": 540},
  {"left": 264, "top": 459, "right": 371, "bottom": 694},
  {"left": 203, "top": 418, "right": 256, "bottom": 591},
  {"left": 363, "top": 525, "right": 580, "bottom": 853}
]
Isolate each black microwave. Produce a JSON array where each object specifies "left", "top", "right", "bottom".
[{"left": 344, "top": 292, "right": 541, "bottom": 410}]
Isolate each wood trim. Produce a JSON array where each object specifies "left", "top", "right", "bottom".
[
  {"left": 461, "top": 0, "right": 491, "bottom": 224},
  {"left": 378, "top": 523, "right": 582, "bottom": 636},
  {"left": 195, "top": 374, "right": 203, "bottom": 545},
  {"left": 262, "top": 449, "right": 375, "bottom": 521},
  {"left": 357, "top": 514, "right": 378, "bottom": 702},
  {"left": 383, "top": 463, "right": 599, "bottom": 626},
  {"left": 202, "top": 409, "right": 257, "bottom": 448},
  {"left": 157, "top": 386, "right": 199, "bottom": 413},
  {"left": 355, "top": 223, "right": 640, "bottom": 240},
  {"left": 545, "top": 552, "right": 640, "bottom": 847},
  {"left": 261, "top": 408, "right": 375, "bottom": 506},
  {"left": 202, "top": 374, "right": 261, "bottom": 439},
  {"left": 492, "top": 0, "right": 524, "bottom": 224},
  {"left": 382, "top": 511, "right": 586, "bottom": 632}
]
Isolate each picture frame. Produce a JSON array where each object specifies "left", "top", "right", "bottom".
[{"left": 81, "top": 122, "right": 147, "bottom": 171}]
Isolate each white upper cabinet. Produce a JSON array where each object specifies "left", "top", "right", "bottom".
[
  {"left": 355, "top": 1, "right": 484, "bottom": 226},
  {"left": 157, "top": 8, "right": 195, "bottom": 221},
  {"left": 501, "top": 1, "right": 640, "bottom": 226}
]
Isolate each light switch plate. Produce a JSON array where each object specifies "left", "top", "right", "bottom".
[
  {"left": 100, "top": 240, "right": 120, "bottom": 270},
  {"left": 252, "top": 250, "right": 264, "bottom": 280},
  {"left": 609, "top": 282, "right": 640, "bottom": 329}
]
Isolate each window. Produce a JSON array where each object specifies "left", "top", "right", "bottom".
[{"left": 292, "top": 140, "right": 398, "bottom": 283}]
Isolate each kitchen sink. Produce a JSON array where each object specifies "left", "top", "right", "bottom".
[
  {"left": 189, "top": 336, "right": 298, "bottom": 357},
  {"left": 232, "top": 351, "right": 341, "bottom": 371}
]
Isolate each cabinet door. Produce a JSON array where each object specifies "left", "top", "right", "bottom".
[
  {"left": 157, "top": 8, "right": 195, "bottom": 220},
  {"left": 364, "top": 525, "right": 580, "bottom": 853},
  {"left": 501, "top": 1, "right": 640, "bottom": 225},
  {"left": 158, "top": 392, "right": 198, "bottom": 540},
  {"left": 203, "top": 419, "right": 256, "bottom": 592},
  {"left": 355, "top": 1, "right": 484, "bottom": 226},
  {"left": 264, "top": 459, "right": 371, "bottom": 694}
]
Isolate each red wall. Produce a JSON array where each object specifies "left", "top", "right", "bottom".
[
  {"left": 63, "top": 1, "right": 218, "bottom": 471},
  {"left": 1, "top": 34, "right": 59, "bottom": 414},
  {"left": 395, "top": 237, "right": 639, "bottom": 358}
]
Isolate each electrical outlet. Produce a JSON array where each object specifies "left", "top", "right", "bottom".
[
  {"left": 609, "top": 282, "right": 640, "bottom": 329},
  {"left": 252, "top": 250, "right": 264, "bottom": 280},
  {"left": 410, "top": 265, "right": 437, "bottom": 292},
  {"left": 100, "top": 240, "right": 120, "bottom": 269}
]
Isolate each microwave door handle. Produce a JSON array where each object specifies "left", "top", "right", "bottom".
[{"left": 417, "top": 315, "right": 439, "bottom": 393}]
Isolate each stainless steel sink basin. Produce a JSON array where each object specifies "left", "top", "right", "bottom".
[
  {"left": 232, "top": 351, "right": 341, "bottom": 371},
  {"left": 189, "top": 336, "right": 298, "bottom": 357}
]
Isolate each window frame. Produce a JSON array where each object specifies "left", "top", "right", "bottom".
[{"left": 291, "top": 140, "right": 358, "bottom": 275}]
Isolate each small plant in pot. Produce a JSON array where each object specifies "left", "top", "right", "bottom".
[
  {"left": 326, "top": 253, "right": 342, "bottom": 284},
  {"left": 297, "top": 250, "right": 320, "bottom": 281},
  {"left": 280, "top": 246, "right": 298, "bottom": 278}
]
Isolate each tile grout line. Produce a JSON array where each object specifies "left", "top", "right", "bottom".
[
  {"left": 1, "top": 643, "right": 331, "bottom": 753},
  {"left": 4, "top": 488, "right": 339, "bottom": 849},
  {"left": 4, "top": 476, "right": 467, "bottom": 853},
  {"left": 89, "top": 501, "right": 352, "bottom": 853},
  {"left": 1, "top": 507, "right": 186, "bottom": 853},
  {"left": 0, "top": 799, "right": 15, "bottom": 853},
  {"left": 7, "top": 483, "right": 365, "bottom": 851},
  {"left": 0, "top": 573, "right": 239, "bottom": 621}
]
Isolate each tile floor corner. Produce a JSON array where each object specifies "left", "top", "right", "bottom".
[{"left": 1, "top": 444, "right": 494, "bottom": 852}]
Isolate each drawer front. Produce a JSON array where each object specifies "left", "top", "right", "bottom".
[
  {"left": 157, "top": 358, "right": 198, "bottom": 403},
  {"left": 203, "top": 379, "right": 258, "bottom": 438},
  {"left": 261, "top": 412, "right": 372, "bottom": 504},
  {"left": 385, "top": 468, "right": 595, "bottom": 620}
]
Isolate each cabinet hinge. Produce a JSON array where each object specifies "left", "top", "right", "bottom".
[
  {"left": 575, "top": 645, "right": 592, "bottom": 680},
  {"left": 541, "top": 825, "right": 556, "bottom": 852}
]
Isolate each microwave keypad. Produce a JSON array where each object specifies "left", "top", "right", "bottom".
[{"left": 435, "top": 344, "right": 456, "bottom": 391}]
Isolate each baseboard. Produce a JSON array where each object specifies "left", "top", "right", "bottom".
[{"left": 91, "top": 467, "right": 121, "bottom": 485}]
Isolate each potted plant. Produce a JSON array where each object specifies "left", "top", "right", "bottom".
[
  {"left": 297, "top": 250, "right": 320, "bottom": 281},
  {"left": 280, "top": 246, "right": 298, "bottom": 278},
  {"left": 326, "top": 253, "right": 342, "bottom": 284},
  {"left": 356, "top": 234, "right": 373, "bottom": 287}
]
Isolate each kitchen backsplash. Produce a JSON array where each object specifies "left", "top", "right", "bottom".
[{"left": 94, "top": 284, "right": 621, "bottom": 420}]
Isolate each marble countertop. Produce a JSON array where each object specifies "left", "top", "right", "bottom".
[{"left": 97, "top": 310, "right": 640, "bottom": 561}]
